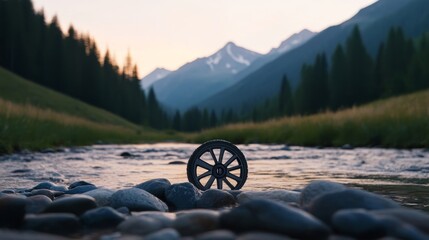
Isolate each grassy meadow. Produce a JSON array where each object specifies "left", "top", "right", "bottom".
[
  {"left": 0, "top": 67, "right": 176, "bottom": 154},
  {"left": 190, "top": 90, "right": 429, "bottom": 148}
]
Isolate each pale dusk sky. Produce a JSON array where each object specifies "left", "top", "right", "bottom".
[{"left": 32, "top": 0, "right": 377, "bottom": 77}]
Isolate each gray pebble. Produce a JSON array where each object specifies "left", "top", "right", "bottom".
[
  {"left": 195, "top": 230, "right": 236, "bottom": 240},
  {"left": 220, "top": 199, "right": 330, "bottom": 239},
  {"left": 26, "top": 195, "right": 52, "bottom": 214},
  {"left": 372, "top": 208, "right": 429, "bottom": 235},
  {"left": 332, "top": 209, "right": 386, "bottom": 238},
  {"left": 144, "top": 228, "right": 180, "bottom": 240},
  {"left": 44, "top": 195, "right": 97, "bottom": 216},
  {"left": 173, "top": 209, "right": 219, "bottom": 236},
  {"left": 23, "top": 213, "right": 80, "bottom": 236},
  {"left": 83, "top": 188, "right": 114, "bottom": 207},
  {"left": 81, "top": 206, "right": 125, "bottom": 229},
  {"left": 237, "top": 232, "right": 293, "bottom": 240},
  {"left": 307, "top": 189, "right": 400, "bottom": 225},
  {"left": 196, "top": 189, "right": 236, "bottom": 209},
  {"left": 68, "top": 180, "right": 95, "bottom": 189},
  {"left": 165, "top": 182, "right": 202, "bottom": 211},
  {"left": 377, "top": 216, "right": 429, "bottom": 240},
  {"left": 26, "top": 189, "right": 55, "bottom": 200},
  {"left": 300, "top": 180, "right": 347, "bottom": 208},
  {"left": 65, "top": 185, "right": 97, "bottom": 194},
  {"left": 110, "top": 188, "right": 168, "bottom": 212},
  {"left": 0, "top": 195, "right": 27, "bottom": 228},
  {"left": 237, "top": 190, "right": 300, "bottom": 205},
  {"left": 0, "top": 229, "right": 71, "bottom": 240},
  {"left": 118, "top": 215, "right": 167, "bottom": 236},
  {"left": 134, "top": 178, "right": 171, "bottom": 201}
]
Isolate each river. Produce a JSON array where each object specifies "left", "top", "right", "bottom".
[{"left": 0, "top": 143, "right": 428, "bottom": 210}]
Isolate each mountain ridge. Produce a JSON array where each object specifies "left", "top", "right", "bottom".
[{"left": 198, "top": 0, "right": 429, "bottom": 113}]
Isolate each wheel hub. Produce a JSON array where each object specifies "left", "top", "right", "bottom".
[{"left": 212, "top": 164, "right": 227, "bottom": 178}]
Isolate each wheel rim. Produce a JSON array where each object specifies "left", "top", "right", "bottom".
[{"left": 190, "top": 145, "right": 247, "bottom": 190}]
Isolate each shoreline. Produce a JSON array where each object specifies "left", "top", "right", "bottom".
[{"left": 1, "top": 179, "right": 428, "bottom": 239}]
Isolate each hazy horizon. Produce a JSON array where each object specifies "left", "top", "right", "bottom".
[{"left": 32, "top": 0, "right": 377, "bottom": 77}]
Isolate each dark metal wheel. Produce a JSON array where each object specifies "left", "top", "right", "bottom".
[{"left": 187, "top": 139, "right": 248, "bottom": 190}]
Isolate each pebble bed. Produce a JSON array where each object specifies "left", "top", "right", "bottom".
[{"left": 1, "top": 178, "right": 429, "bottom": 240}]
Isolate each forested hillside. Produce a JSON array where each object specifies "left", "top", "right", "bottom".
[{"left": 0, "top": 0, "right": 169, "bottom": 129}]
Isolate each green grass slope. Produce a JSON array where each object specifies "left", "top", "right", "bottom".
[
  {"left": 190, "top": 90, "right": 429, "bottom": 148},
  {"left": 0, "top": 67, "right": 173, "bottom": 153},
  {"left": 0, "top": 67, "right": 137, "bottom": 128}
]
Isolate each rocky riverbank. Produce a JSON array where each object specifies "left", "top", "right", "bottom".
[{"left": 0, "top": 179, "right": 428, "bottom": 240}]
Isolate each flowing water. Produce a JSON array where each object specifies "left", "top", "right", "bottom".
[{"left": 0, "top": 143, "right": 428, "bottom": 210}]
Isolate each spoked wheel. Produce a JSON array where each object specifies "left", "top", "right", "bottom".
[{"left": 187, "top": 140, "right": 248, "bottom": 190}]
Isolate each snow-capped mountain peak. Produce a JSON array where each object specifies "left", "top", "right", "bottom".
[
  {"left": 140, "top": 67, "right": 171, "bottom": 90},
  {"left": 205, "top": 41, "right": 261, "bottom": 74}
]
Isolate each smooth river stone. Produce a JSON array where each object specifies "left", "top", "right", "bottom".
[
  {"left": 65, "top": 185, "right": 97, "bottom": 194},
  {"left": 307, "top": 189, "right": 400, "bottom": 225},
  {"left": 68, "top": 180, "right": 95, "bottom": 189},
  {"left": 110, "top": 188, "right": 168, "bottom": 212},
  {"left": 26, "top": 195, "right": 52, "bottom": 214},
  {"left": 237, "top": 232, "right": 294, "bottom": 240},
  {"left": 32, "top": 182, "right": 67, "bottom": 192},
  {"left": 220, "top": 199, "right": 330, "bottom": 239},
  {"left": 22, "top": 213, "right": 81, "bottom": 236},
  {"left": 0, "top": 195, "right": 27, "bottom": 228},
  {"left": 173, "top": 209, "right": 220, "bottom": 236},
  {"left": 80, "top": 206, "right": 125, "bottom": 229},
  {"left": 300, "top": 180, "right": 347, "bottom": 208},
  {"left": 195, "top": 230, "right": 236, "bottom": 240},
  {"left": 83, "top": 188, "right": 114, "bottom": 207},
  {"left": 118, "top": 215, "right": 170, "bottom": 236},
  {"left": 237, "top": 190, "right": 300, "bottom": 205},
  {"left": 135, "top": 211, "right": 176, "bottom": 226},
  {"left": 196, "top": 189, "right": 236, "bottom": 209},
  {"left": 376, "top": 215, "right": 429, "bottom": 240},
  {"left": 0, "top": 230, "right": 71, "bottom": 240},
  {"left": 332, "top": 209, "right": 386, "bottom": 238},
  {"left": 44, "top": 195, "right": 97, "bottom": 216},
  {"left": 165, "top": 182, "right": 202, "bottom": 211},
  {"left": 144, "top": 228, "right": 181, "bottom": 240},
  {"left": 371, "top": 208, "right": 429, "bottom": 235},
  {"left": 26, "top": 189, "right": 55, "bottom": 200},
  {"left": 135, "top": 178, "right": 171, "bottom": 201}
]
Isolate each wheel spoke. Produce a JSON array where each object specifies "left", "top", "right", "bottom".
[
  {"left": 224, "top": 155, "right": 237, "bottom": 167},
  {"left": 197, "top": 159, "right": 213, "bottom": 170},
  {"left": 227, "top": 173, "right": 242, "bottom": 183},
  {"left": 223, "top": 178, "right": 235, "bottom": 189},
  {"left": 197, "top": 170, "right": 212, "bottom": 180},
  {"left": 205, "top": 176, "right": 215, "bottom": 189},
  {"left": 217, "top": 178, "right": 223, "bottom": 189},
  {"left": 209, "top": 149, "right": 218, "bottom": 164},
  {"left": 228, "top": 165, "right": 242, "bottom": 171},
  {"left": 219, "top": 147, "right": 225, "bottom": 164}
]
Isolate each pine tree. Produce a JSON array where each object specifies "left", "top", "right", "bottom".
[
  {"left": 148, "top": 87, "right": 161, "bottom": 129},
  {"left": 381, "top": 28, "right": 415, "bottom": 95},
  {"left": 329, "top": 45, "right": 349, "bottom": 110},
  {"left": 345, "top": 26, "right": 374, "bottom": 105},
  {"left": 172, "top": 111, "right": 182, "bottom": 131},
  {"left": 209, "top": 110, "right": 218, "bottom": 128},
  {"left": 278, "top": 75, "right": 294, "bottom": 116}
]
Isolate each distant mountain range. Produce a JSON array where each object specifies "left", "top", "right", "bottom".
[
  {"left": 148, "top": 42, "right": 261, "bottom": 111},
  {"left": 143, "top": 29, "right": 316, "bottom": 111},
  {"left": 198, "top": 0, "right": 429, "bottom": 113}
]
